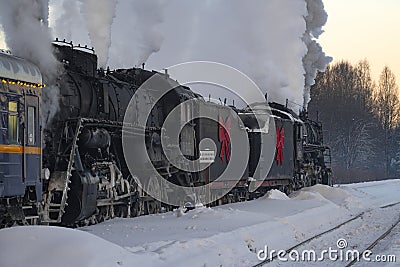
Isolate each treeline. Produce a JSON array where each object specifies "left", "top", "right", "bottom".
[{"left": 308, "top": 60, "right": 400, "bottom": 183}]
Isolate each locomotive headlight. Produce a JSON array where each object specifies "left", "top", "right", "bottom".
[{"left": 42, "top": 168, "right": 50, "bottom": 180}]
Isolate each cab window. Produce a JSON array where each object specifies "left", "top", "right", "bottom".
[
  {"left": 8, "top": 101, "right": 18, "bottom": 144},
  {"left": 27, "top": 106, "right": 36, "bottom": 145}
]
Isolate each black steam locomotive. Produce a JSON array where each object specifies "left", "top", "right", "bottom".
[{"left": 0, "top": 41, "right": 332, "bottom": 227}]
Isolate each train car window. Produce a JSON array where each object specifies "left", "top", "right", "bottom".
[
  {"left": 0, "top": 112, "right": 5, "bottom": 130},
  {"left": 8, "top": 101, "right": 18, "bottom": 144},
  {"left": 27, "top": 106, "right": 36, "bottom": 145},
  {"left": 0, "top": 95, "right": 6, "bottom": 132}
]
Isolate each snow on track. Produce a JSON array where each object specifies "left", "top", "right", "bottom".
[
  {"left": 0, "top": 179, "right": 399, "bottom": 267},
  {"left": 266, "top": 204, "right": 400, "bottom": 267},
  {"left": 368, "top": 223, "right": 400, "bottom": 267}
]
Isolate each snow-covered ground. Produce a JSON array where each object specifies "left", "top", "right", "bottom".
[{"left": 1, "top": 179, "right": 399, "bottom": 267}]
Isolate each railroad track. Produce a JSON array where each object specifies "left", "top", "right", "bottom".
[
  {"left": 379, "top": 201, "right": 400, "bottom": 209},
  {"left": 345, "top": 216, "right": 400, "bottom": 267},
  {"left": 253, "top": 201, "right": 400, "bottom": 267}
]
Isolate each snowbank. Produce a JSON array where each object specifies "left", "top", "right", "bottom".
[
  {"left": 0, "top": 226, "right": 162, "bottom": 267},
  {"left": 264, "top": 189, "right": 290, "bottom": 200},
  {"left": 1, "top": 179, "right": 399, "bottom": 266}
]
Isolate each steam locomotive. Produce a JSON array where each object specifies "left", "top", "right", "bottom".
[{"left": 0, "top": 40, "right": 332, "bottom": 227}]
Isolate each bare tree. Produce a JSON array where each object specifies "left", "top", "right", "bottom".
[
  {"left": 333, "top": 120, "right": 375, "bottom": 170},
  {"left": 395, "top": 128, "right": 400, "bottom": 176},
  {"left": 309, "top": 60, "right": 387, "bottom": 181},
  {"left": 355, "top": 60, "right": 374, "bottom": 112},
  {"left": 374, "top": 66, "right": 400, "bottom": 176}
]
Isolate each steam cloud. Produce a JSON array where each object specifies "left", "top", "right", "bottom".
[
  {"left": 78, "top": 0, "right": 117, "bottom": 68},
  {"left": 0, "top": 0, "right": 58, "bottom": 76},
  {"left": 54, "top": 0, "right": 82, "bottom": 41},
  {"left": 0, "top": 0, "right": 61, "bottom": 126},
  {"left": 51, "top": 0, "right": 330, "bottom": 109},
  {"left": 2, "top": 0, "right": 331, "bottom": 113},
  {"left": 106, "top": 0, "right": 168, "bottom": 68},
  {"left": 128, "top": 0, "right": 167, "bottom": 66},
  {"left": 302, "top": 0, "right": 332, "bottom": 109},
  {"left": 40, "top": 0, "right": 49, "bottom": 27},
  {"left": 140, "top": 0, "right": 322, "bottom": 110}
]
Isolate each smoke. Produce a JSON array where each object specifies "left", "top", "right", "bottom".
[
  {"left": 78, "top": 0, "right": 117, "bottom": 68},
  {"left": 302, "top": 0, "right": 332, "bottom": 109},
  {"left": 0, "top": 0, "right": 61, "bottom": 126},
  {"left": 106, "top": 0, "right": 167, "bottom": 68},
  {"left": 0, "top": 26, "right": 6, "bottom": 48},
  {"left": 39, "top": 0, "right": 50, "bottom": 27},
  {"left": 130, "top": 0, "right": 168, "bottom": 66},
  {"left": 51, "top": 0, "right": 167, "bottom": 69},
  {"left": 54, "top": 0, "right": 82, "bottom": 41},
  {"left": 34, "top": 0, "right": 331, "bottom": 114},
  {"left": 142, "top": 0, "right": 311, "bottom": 109},
  {"left": 0, "top": 0, "right": 59, "bottom": 77}
]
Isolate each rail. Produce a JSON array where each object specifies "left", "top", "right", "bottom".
[{"left": 253, "top": 201, "right": 400, "bottom": 266}]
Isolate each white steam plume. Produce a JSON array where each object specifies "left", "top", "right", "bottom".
[
  {"left": 79, "top": 0, "right": 117, "bottom": 68},
  {"left": 131, "top": 0, "right": 167, "bottom": 66},
  {"left": 0, "top": 0, "right": 61, "bottom": 126},
  {"left": 0, "top": 26, "right": 6, "bottom": 48},
  {"left": 302, "top": 0, "right": 332, "bottom": 109},
  {"left": 51, "top": 0, "right": 331, "bottom": 111},
  {"left": 108, "top": 0, "right": 167, "bottom": 68},
  {"left": 143, "top": 0, "right": 310, "bottom": 109},
  {"left": 54, "top": 0, "right": 82, "bottom": 41},
  {"left": 40, "top": 0, "right": 50, "bottom": 27},
  {"left": 0, "top": 0, "right": 58, "bottom": 77}
]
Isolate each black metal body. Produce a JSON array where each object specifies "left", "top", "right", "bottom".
[{"left": 0, "top": 41, "right": 332, "bottom": 226}]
